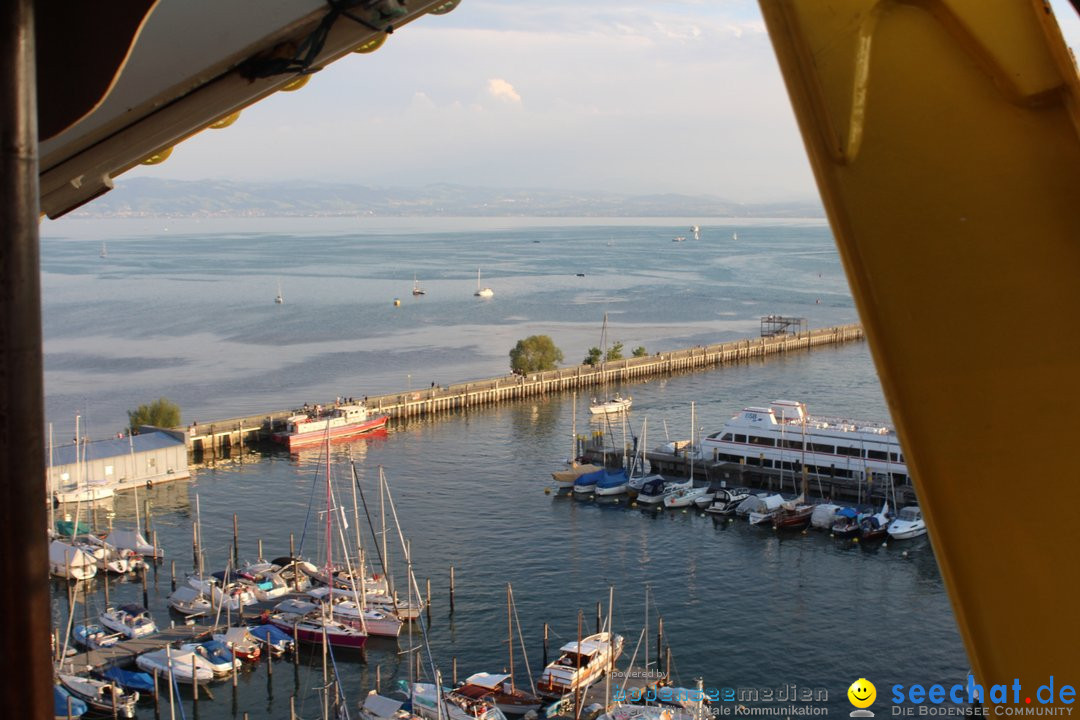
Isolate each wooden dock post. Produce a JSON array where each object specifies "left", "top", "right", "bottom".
[
  {"left": 375, "top": 664, "right": 380, "bottom": 691},
  {"left": 192, "top": 655, "right": 199, "bottom": 704},
  {"left": 141, "top": 566, "right": 148, "bottom": 609},
  {"left": 191, "top": 523, "right": 198, "bottom": 570},
  {"left": 596, "top": 601, "right": 601, "bottom": 634},
  {"left": 152, "top": 531, "right": 159, "bottom": 567},
  {"left": 267, "top": 640, "right": 273, "bottom": 675},
  {"left": 449, "top": 565, "right": 455, "bottom": 614},
  {"left": 290, "top": 696, "right": 297, "bottom": 720},
  {"left": 258, "top": 538, "right": 263, "bottom": 563},
  {"left": 170, "top": 560, "right": 176, "bottom": 591},
  {"left": 542, "top": 622, "right": 548, "bottom": 668},
  {"left": 426, "top": 577, "right": 431, "bottom": 620},
  {"left": 453, "top": 656, "right": 458, "bottom": 686},
  {"left": 152, "top": 670, "right": 159, "bottom": 717},
  {"left": 232, "top": 513, "right": 239, "bottom": 568}
]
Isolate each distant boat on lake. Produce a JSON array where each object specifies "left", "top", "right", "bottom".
[
  {"left": 275, "top": 282, "right": 284, "bottom": 304},
  {"left": 412, "top": 275, "right": 426, "bottom": 296},
  {"left": 474, "top": 267, "right": 493, "bottom": 298},
  {"left": 100, "top": 242, "right": 107, "bottom": 258}
]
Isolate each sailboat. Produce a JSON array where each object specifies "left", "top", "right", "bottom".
[
  {"left": 474, "top": 267, "right": 494, "bottom": 297},
  {"left": 270, "top": 430, "right": 368, "bottom": 649},
  {"left": 99, "top": 242, "right": 107, "bottom": 258},
  {"left": 589, "top": 314, "right": 632, "bottom": 415},
  {"left": 551, "top": 392, "right": 600, "bottom": 489},
  {"left": 412, "top": 274, "right": 426, "bottom": 296},
  {"left": 662, "top": 403, "right": 705, "bottom": 507},
  {"left": 275, "top": 281, "right": 284, "bottom": 304},
  {"left": 454, "top": 585, "right": 542, "bottom": 716}
]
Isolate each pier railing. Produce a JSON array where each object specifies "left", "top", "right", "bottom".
[{"left": 184, "top": 323, "right": 864, "bottom": 453}]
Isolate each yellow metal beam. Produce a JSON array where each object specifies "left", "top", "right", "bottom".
[{"left": 760, "top": 0, "right": 1080, "bottom": 693}]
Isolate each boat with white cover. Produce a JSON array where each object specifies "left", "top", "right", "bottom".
[
  {"left": 49, "top": 540, "right": 97, "bottom": 580},
  {"left": 887, "top": 506, "right": 927, "bottom": 539},
  {"left": 136, "top": 648, "right": 215, "bottom": 684}
]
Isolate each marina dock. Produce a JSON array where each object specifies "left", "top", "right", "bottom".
[
  {"left": 184, "top": 324, "right": 864, "bottom": 454},
  {"left": 59, "top": 623, "right": 212, "bottom": 673}
]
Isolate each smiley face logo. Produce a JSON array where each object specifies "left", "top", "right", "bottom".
[{"left": 848, "top": 678, "right": 876, "bottom": 716}]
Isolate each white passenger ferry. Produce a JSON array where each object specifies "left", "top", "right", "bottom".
[{"left": 700, "top": 400, "right": 909, "bottom": 486}]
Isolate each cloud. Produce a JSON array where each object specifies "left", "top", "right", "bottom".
[{"left": 487, "top": 78, "right": 522, "bottom": 104}]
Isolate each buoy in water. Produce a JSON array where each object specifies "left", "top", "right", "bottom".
[
  {"left": 393, "top": 298, "right": 401, "bottom": 306},
  {"left": 544, "top": 487, "right": 551, "bottom": 495}
]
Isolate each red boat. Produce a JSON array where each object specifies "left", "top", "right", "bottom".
[{"left": 272, "top": 404, "right": 388, "bottom": 450}]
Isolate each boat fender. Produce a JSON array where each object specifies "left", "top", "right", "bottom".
[{"left": 146, "top": 479, "right": 153, "bottom": 489}]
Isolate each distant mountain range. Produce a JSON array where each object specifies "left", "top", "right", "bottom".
[{"left": 71, "top": 177, "right": 824, "bottom": 218}]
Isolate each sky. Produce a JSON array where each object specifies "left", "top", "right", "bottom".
[{"left": 124, "top": 0, "right": 1080, "bottom": 204}]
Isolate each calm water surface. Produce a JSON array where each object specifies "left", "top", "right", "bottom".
[{"left": 43, "top": 218, "right": 967, "bottom": 719}]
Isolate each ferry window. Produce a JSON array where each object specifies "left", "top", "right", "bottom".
[
  {"left": 719, "top": 454, "right": 742, "bottom": 463},
  {"left": 782, "top": 439, "right": 803, "bottom": 451},
  {"left": 867, "top": 450, "right": 887, "bottom": 461},
  {"left": 735, "top": 434, "right": 747, "bottom": 443},
  {"left": 833, "top": 468, "right": 851, "bottom": 478},
  {"left": 745, "top": 456, "right": 760, "bottom": 466},
  {"left": 890, "top": 452, "right": 899, "bottom": 462},
  {"left": 811, "top": 442, "right": 834, "bottom": 453},
  {"left": 749, "top": 435, "right": 774, "bottom": 447},
  {"left": 721, "top": 433, "right": 733, "bottom": 441},
  {"left": 836, "top": 446, "right": 860, "bottom": 457}
]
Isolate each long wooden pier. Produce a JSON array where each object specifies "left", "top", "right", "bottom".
[
  {"left": 59, "top": 623, "right": 212, "bottom": 673},
  {"left": 185, "top": 324, "right": 864, "bottom": 453}
]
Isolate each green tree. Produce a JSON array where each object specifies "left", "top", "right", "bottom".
[
  {"left": 128, "top": 397, "right": 181, "bottom": 432},
  {"left": 583, "top": 347, "right": 602, "bottom": 366},
  {"left": 509, "top": 335, "right": 564, "bottom": 374},
  {"left": 632, "top": 346, "right": 648, "bottom": 357},
  {"left": 604, "top": 342, "right": 625, "bottom": 362}
]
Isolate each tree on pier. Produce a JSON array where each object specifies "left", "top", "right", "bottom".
[
  {"left": 604, "top": 342, "right": 624, "bottom": 361},
  {"left": 127, "top": 397, "right": 181, "bottom": 433},
  {"left": 510, "top": 335, "right": 564, "bottom": 374},
  {"left": 632, "top": 346, "right": 648, "bottom": 357},
  {"left": 583, "top": 347, "right": 602, "bottom": 366}
]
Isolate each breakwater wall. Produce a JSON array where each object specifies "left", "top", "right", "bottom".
[{"left": 185, "top": 323, "right": 864, "bottom": 454}]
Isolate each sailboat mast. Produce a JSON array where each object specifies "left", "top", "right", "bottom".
[
  {"left": 571, "top": 391, "right": 577, "bottom": 462},
  {"left": 380, "top": 471, "right": 391, "bottom": 597},
  {"left": 507, "top": 583, "right": 515, "bottom": 693},
  {"left": 325, "top": 437, "right": 332, "bottom": 578}
]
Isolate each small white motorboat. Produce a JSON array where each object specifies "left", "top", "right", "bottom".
[
  {"left": 663, "top": 484, "right": 708, "bottom": 508},
  {"left": 307, "top": 586, "right": 403, "bottom": 637},
  {"left": 168, "top": 586, "right": 212, "bottom": 616},
  {"left": 58, "top": 673, "right": 138, "bottom": 719},
  {"left": 179, "top": 640, "right": 242, "bottom": 676},
  {"left": 99, "top": 604, "right": 157, "bottom": 639},
  {"left": 887, "top": 506, "right": 927, "bottom": 539},
  {"left": 588, "top": 395, "right": 632, "bottom": 416}
]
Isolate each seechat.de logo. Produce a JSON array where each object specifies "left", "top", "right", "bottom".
[{"left": 849, "top": 678, "right": 878, "bottom": 717}]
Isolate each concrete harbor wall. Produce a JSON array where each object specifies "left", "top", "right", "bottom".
[{"left": 185, "top": 324, "right": 864, "bottom": 455}]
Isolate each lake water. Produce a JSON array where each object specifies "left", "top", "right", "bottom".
[{"left": 42, "top": 217, "right": 968, "bottom": 719}]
